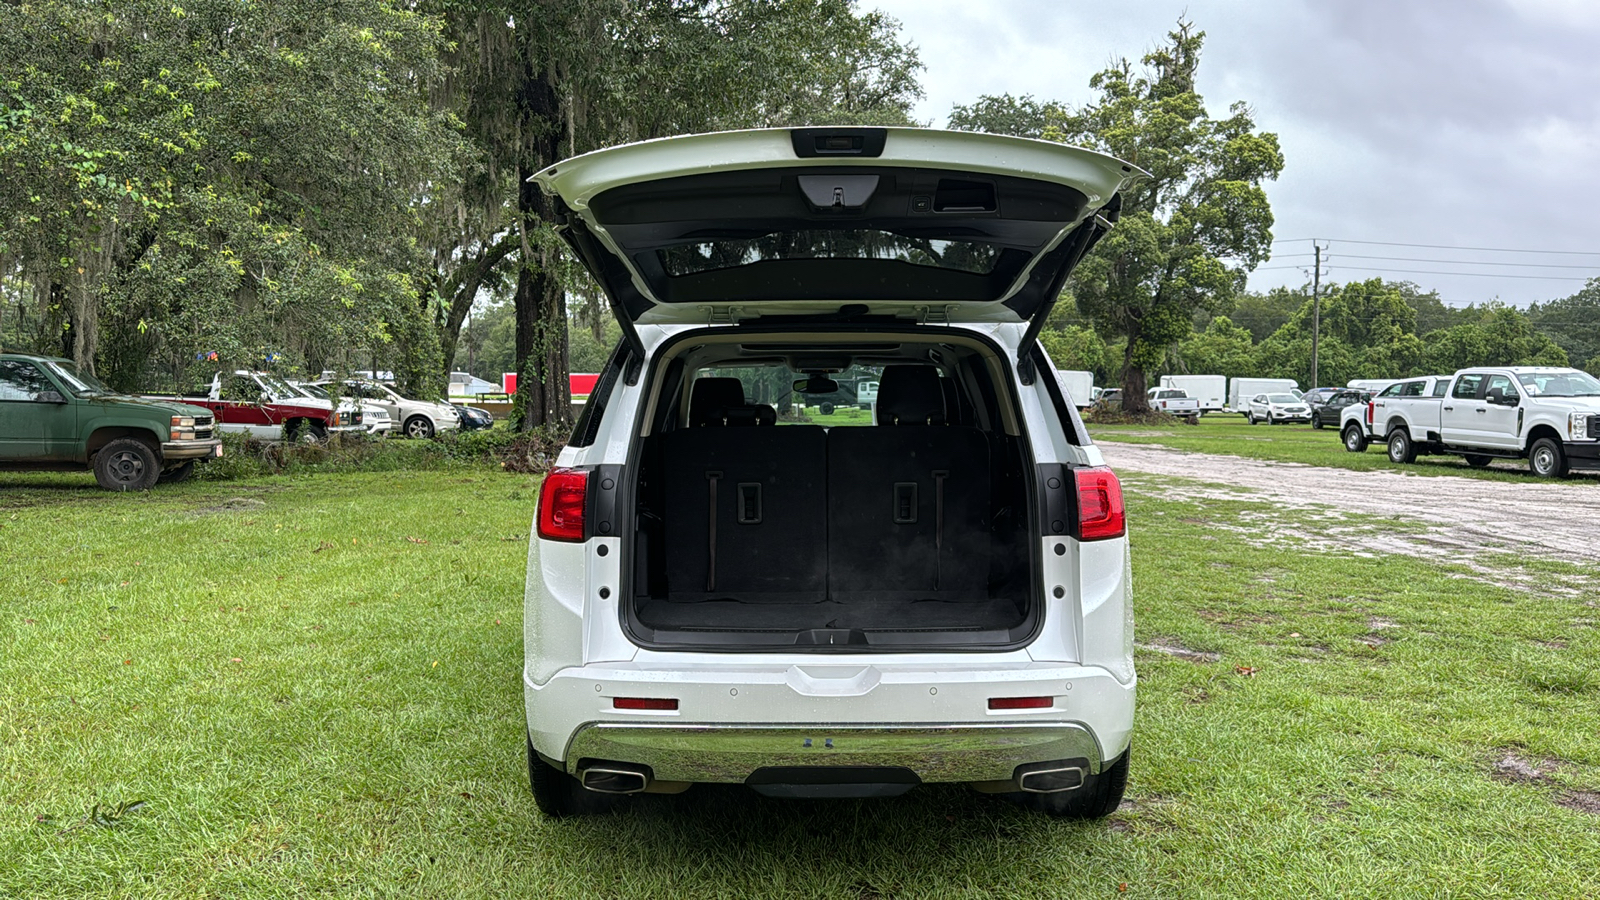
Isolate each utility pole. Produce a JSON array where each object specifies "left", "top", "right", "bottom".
[{"left": 1310, "top": 241, "right": 1323, "bottom": 390}]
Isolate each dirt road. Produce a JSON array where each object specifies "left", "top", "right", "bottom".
[{"left": 1098, "top": 443, "right": 1600, "bottom": 575}]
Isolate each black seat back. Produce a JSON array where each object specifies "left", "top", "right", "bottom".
[
  {"left": 688, "top": 376, "right": 776, "bottom": 427},
  {"left": 661, "top": 425, "right": 827, "bottom": 602},
  {"left": 828, "top": 366, "right": 991, "bottom": 601}
]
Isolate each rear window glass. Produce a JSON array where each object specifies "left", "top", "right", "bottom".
[
  {"left": 693, "top": 363, "right": 886, "bottom": 427},
  {"left": 658, "top": 230, "right": 1002, "bottom": 277}
]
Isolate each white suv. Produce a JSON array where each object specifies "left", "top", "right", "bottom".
[{"left": 523, "top": 127, "right": 1139, "bottom": 819}]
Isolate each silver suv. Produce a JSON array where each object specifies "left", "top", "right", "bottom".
[{"left": 523, "top": 127, "right": 1139, "bottom": 819}]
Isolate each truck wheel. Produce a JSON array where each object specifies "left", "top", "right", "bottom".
[
  {"left": 158, "top": 461, "right": 195, "bottom": 484},
  {"left": 1387, "top": 429, "right": 1416, "bottom": 464},
  {"left": 1343, "top": 425, "right": 1369, "bottom": 453},
  {"left": 1528, "top": 438, "right": 1569, "bottom": 478},
  {"left": 527, "top": 735, "right": 620, "bottom": 819},
  {"left": 404, "top": 415, "right": 435, "bottom": 440},
  {"left": 819, "top": 402, "right": 834, "bottom": 416},
  {"left": 93, "top": 439, "right": 160, "bottom": 492},
  {"left": 285, "top": 420, "right": 327, "bottom": 445},
  {"left": 1012, "top": 746, "right": 1130, "bottom": 820},
  {"left": 1464, "top": 454, "right": 1492, "bottom": 469}
]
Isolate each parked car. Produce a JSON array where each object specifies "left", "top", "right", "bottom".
[
  {"left": 1375, "top": 367, "right": 1600, "bottom": 476},
  {"left": 452, "top": 402, "right": 495, "bottom": 431},
  {"left": 1147, "top": 387, "right": 1200, "bottom": 420},
  {"left": 522, "top": 126, "right": 1138, "bottom": 820},
  {"left": 1301, "top": 387, "right": 1341, "bottom": 410},
  {"left": 292, "top": 381, "right": 392, "bottom": 437},
  {"left": 1310, "top": 389, "right": 1369, "bottom": 430},
  {"left": 1246, "top": 392, "right": 1311, "bottom": 425},
  {"left": 1097, "top": 388, "right": 1123, "bottom": 409},
  {"left": 1228, "top": 377, "right": 1300, "bottom": 414},
  {"left": 313, "top": 379, "right": 459, "bottom": 439},
  {"left": 0, "top": 352, "right": 221, "bottom": 490},
  {"left": 145, "top": 370, "right": 364, "bottom": 443},
  {"left": 855, "top": 380, "right": 878, "bottom": 409}
]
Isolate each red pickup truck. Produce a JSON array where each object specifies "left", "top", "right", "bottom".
[{"left": 146, "top": 371, "right": 363, "bottom": 442}]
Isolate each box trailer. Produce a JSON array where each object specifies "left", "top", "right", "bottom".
[
  {"left": 1159, "top": 374, "right": 1226, "bottom": 415},
  {"left": 1227, "top": 377, "right": 1300, "bottom": 414},
  {"left": 1055, "top": 369, "right": 1096, "bottom": 409}
]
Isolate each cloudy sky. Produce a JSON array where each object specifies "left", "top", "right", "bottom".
[{"left": 869, "top": 0, "right": 1600, "bottom": 307}]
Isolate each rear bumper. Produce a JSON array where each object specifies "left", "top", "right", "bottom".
[
  {"left": 525, "top": 661, "right": 1134, "bottom": 784},
  {"left": 160, "top": 438, "right": 222, "bottom": 460},
  {"left": 563, "top": 722, "right": 1105, "bottom": 784}
]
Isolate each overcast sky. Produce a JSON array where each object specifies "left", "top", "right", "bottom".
[{"left": 869, "top": 0, "right": 1600, "bottom": 307}]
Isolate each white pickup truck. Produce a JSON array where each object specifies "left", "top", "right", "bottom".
[
  {"left": 1147, "top": 387, "right": 1200, "bottom": 421},
  {"left": 1358, "top": 367, "right": 1600, "bottom": 477}
]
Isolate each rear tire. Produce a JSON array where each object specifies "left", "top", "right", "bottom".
[
  {"left": 1012, "top": 746, "right": 1130, "bottom": 820},
  {"left": 1387, "top": 428, "right": 1416, "bottom": 464},
  {"left": 527, "top": 736, "right": 622, "bottom": 819},
  {"left": 1343, "top": 424, "right": 1369, "bottom": 453},
  {"left": 1528, "top": 437, "right": 1569, "bottom": 478},
  {"left": 158, "top": 460, "right": 195, "bottom": 484},
  {"left": 1464, "top": 454, "right": 1492, "bottom": 469},
  {"left": 93, "top": 439, "right": 160, "bottom": 492}
]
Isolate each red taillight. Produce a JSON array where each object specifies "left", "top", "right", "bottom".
[
  {"left": 1073, "top": 466, "right": 1126, "bottom": 541},
  {"left": 536, "top": 467, "right": 588, "bottom": 542},
  {"left": 989, "top": 696, "right": 1052, "bottom": 710},
  {"left": 613, "top": 697, "right": 678, "bottom": 711}
]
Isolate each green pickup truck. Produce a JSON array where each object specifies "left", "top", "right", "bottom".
[{"left": 0, "top": 351, "right": 222, "bottom": 490}]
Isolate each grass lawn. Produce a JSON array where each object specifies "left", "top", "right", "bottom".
[
  {"left": 3, "top": 467, "right": 1598, "bottom": 898},
  {"left": 1090, "top": 414, "right": 1600, "bottom": 483}
]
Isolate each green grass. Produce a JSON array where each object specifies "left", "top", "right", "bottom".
[
  {"left": 3, "top": 467, "right": 1599, "bottom": 898},
  {"left": 1090, "top": 414, "right": 1600, "bottom": 482}
]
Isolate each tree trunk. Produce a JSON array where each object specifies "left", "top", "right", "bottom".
[
  {"left": 510, "top": 61, "right": 572, "bottom": 431},
  {"left": 438, "top": 233, "right": 517, "bottom": 376},
  {"left": 1119, "top": 319, "right": 1151, "bottom": 414}
]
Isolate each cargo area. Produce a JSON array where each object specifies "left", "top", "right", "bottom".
[{"left": 624, "top": 336, "right": 1040, "bottom": 650}]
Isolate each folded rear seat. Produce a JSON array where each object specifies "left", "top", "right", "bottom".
[
  {"left": 662, "top": 378, "right": 825, "bottom": 603},
  {"left": 827, "top": 366, "right": 992, "bottom": 603}
]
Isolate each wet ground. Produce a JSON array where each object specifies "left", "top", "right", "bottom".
[{"left": 1099, "top": 443, "right": 1600, "bottom": 587}]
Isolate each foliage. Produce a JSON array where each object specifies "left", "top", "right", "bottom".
[
  {"left": 0, "top": 0, "right": 462, "bottom": 392},
  {"left": 1421, "top": 304, "right": 1569, "bottom": 373},
  {"left": 1039, "top": 325, "right": 1109, "bottom": 377},
  {"left": 953, "top": 20, "right": 1283, "bottom": 412},
  {"left": 1175, "top": 315, "right": 1256, "bottom": 379},
  {"left": 201, "top": 423, "right": 559, "bottom": 480},
  {"left": 1526, "top": 278, "right": 1600, "bottom": 370}
]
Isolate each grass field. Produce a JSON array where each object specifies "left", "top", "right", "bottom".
[
  {"left": 3, "top": 466, "right": 1598, "bottom": 898},
  {"left": 1090, "top": 414, "right": 1600, "bottom": 483}
]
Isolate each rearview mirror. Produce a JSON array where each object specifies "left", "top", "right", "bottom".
[
  {"left": 794, "top": 375, "right": 839, "bottom": 394},
  {"left": 35, "top": 390, "right": 68, "bottom": 404}
]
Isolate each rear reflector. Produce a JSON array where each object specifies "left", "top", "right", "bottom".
[
  {"left": 1072, "top": 466, "right": 1126, "bottom": 541},
  {"left": 613, "top": 697, "right": 679, "bottom": 711},
  {"left": 989, "top": 696, "right": 1052, "bottom": 710},
  {"left": 536, "top": 467, "right": 588, "bottom": 542}
]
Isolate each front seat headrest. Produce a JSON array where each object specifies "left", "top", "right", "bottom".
[
  {"left": 876, "top": 365, "right": 946, "bottom": 425},
  {"left": 689, "top": 377, "right": 749, "bottom": 427}
]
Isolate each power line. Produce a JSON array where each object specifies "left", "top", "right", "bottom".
[
  {"left": 1321, "top": 265, "right": 1590, "bottom": 281},
  {"left": 1333, "top": 254, "right": 1600, "bottom": 271},
  {"left": 1272, "top": 237, "right": 1600, "bottom": 257}
]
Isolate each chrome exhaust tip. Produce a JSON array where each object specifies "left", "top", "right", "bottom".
[
  {"left": 1016, "top": 762, "right": 1087, "bottom": 794},
  {"left": 579, "top": 764, "right": 651, "bottom": 794}
]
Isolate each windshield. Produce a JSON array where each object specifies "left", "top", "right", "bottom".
[
  {"left": 295, "top": 383, "right": 331, "bottom": 400},
  {"left": 257, "top": 373, "right": 300, "bottom": 400},
  {"left": 1266, "top": 393, "right": 1299, "bottom": 404},
  {"left": 42, "top": 360, "right": 112, "bottom": 396},
  {"left": 1516, "top": 371, "right": 1600, "bottom": 397}
]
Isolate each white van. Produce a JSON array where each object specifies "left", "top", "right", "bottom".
[
  {"left": 1055, "top": 369, "right": 1095, "bottom": 409},
  {"left": 1159, "top": 375, "right": 1225, "bottom": 415},
  {"left": 522, "top": 127, "right": 1139, "bottom": 820}
]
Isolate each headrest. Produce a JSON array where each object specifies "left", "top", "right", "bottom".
[
  {"left": 876, "top": 365, "right": 946, "bottom": 425},
  {"left": 689, "top": 377, "right": 750, "bottom": 427}
]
